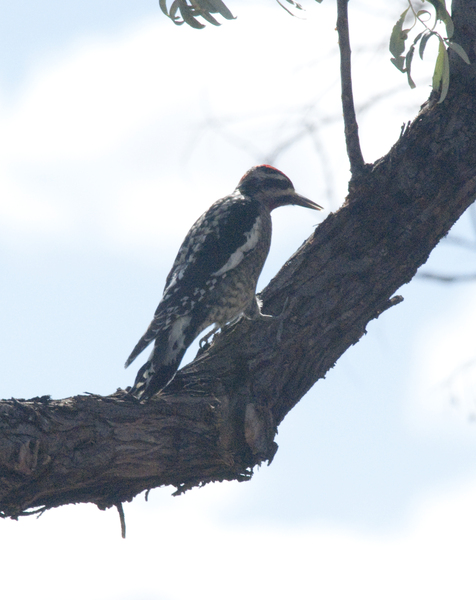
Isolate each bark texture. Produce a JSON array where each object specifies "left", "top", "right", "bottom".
[{"left": 1, "top": 1, "right": 476, "bottom": 519}]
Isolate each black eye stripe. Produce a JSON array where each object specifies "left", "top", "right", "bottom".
[{"left": 266, "top": 178, "right": 292, "bottom": 191}]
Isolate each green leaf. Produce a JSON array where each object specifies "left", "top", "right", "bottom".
[
  {"left": 197, "top": 10, "right": 221, "bottom": 26},
  {"left": 200, "top": 0, "right": 235, "bottom": 20},
  {"left": 447, "top": 41, "right": 471, "bottom": 64},
  {"left": 276, "top": 0, "right": 301, "bottom": 17},
  {"left": 418, "top": 31, "right": 435, "bottom": 59},
  {"left": 389, "top": 8, "right": 410, "bottom": 59},
  {"left": 433, "top": 39, "right": 450, "bottom": 103},
  {"left": 413, "top": 30, "right": 424, "bottom": 46},
  {"left": 159, "top": 0, "right": 171, "bottom": 17},
  {"left": 159, "top": 0, "right": 235, "bottom": 28},
  {"left": 405, "top": 43, "right": 416, "bottom": 89},
  {"left": 390, "top": 56, "right": 405, "bottom": 72},
  {"left": 284, "top": 0, "right": 305, "bottom": 10},
  {"left": 439, "top": 44, "right": 450, "bottom": 102},
  {"left": 169, "top": 0, "right": 186, "bottom": 24},
  {"left": 180, "top": 3, "right": 206, "bottom": 28},
  {"left": 432, "top": 39, "right": 444, "bottom": 91}
]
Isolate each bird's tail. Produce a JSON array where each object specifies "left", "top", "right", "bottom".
[
  {"left": 129, "top": 325, "right": 190, "bottom": 400},
  {"left": 130, "top": 354, "right": 183, "bottom": 400},
  {"left": 125, "top": 327, "right": 157, "bottom": 368},
  {"left": 128, "top": 314, "right": 199, "bottom": 400}
]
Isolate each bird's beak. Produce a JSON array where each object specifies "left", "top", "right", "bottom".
[{"left": 292, "top": 192, "right": 323, "bottom": 211}]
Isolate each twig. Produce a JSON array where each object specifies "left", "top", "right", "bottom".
[
  {"left": 336, "top": 0, "right": 365, "bottom": 176},
  {"left": 418, "top": 271, "right": 476, "bottom": 283},
  {"left": 116, "top": 503, "right": 126, "bottom": 539}
]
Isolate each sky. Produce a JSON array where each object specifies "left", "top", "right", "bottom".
[{"left": 1, "top": 1, "right": 476, "bottom": 599}]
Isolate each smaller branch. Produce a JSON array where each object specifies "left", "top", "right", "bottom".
[
  {"left": 116, "top": 503, "right": 126, "bottom": 539},
  {"left": 336, "top": 0, "right": 365, "bottom": 176},
  {"left": 418, "top": 271, "right": 476, "bottom": 283}
]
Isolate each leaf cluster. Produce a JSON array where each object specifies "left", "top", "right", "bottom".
[
  {"left": 389, "top": 0, "right": 470, "bottom": 103},
  {"left": 158, "top": 0, "right": 322, "bottom": 29},
  {"left": 158, "top": 0, "right": 235, "bottom": 29}
]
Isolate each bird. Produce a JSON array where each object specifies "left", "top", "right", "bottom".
[{"left": 125, "top": 165, "right": 322, "bottom": 399}]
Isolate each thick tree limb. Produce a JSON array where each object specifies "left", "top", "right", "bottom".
[{"left": 1, "top": 1, "right": 476, "bottom": 519}]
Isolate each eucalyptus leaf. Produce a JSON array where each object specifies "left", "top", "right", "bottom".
[
  {"left": 405, "top": 44, "right": 416, "bottom": 89},
  {"left": 433, "top": 39, "right": 450, "bottom": 102},
  {"left": 159, "top": 0, "right": 236, "bottom": 27},
  {"left": 432, "top": 39, "right": 445, "bottom": 91},
  {"left": 190, "top": 0, "right": 222, "bottom": 26},
  {"left": 413, "top": 30, "right": 424, "bottom": 46},
  {"left": 198, "top": 0, "right": 235, "bottom": 20},
  {"left": 159, "top": 0, "right": 170, "bottom": 17},
  {"left": 390, "top": 56, "right": 406, "bottom": 72},
  {"left": 438, "top": 44, "right": 450, "bottom": 103},
  {"left": 180, "top": 3, "right": 206, "bottom": 28},
  {"left": 389, "top": 8, "right": 410, "bottom": 59},
  {"left": 418, "top": 31, "right": 435, "bottom": 59},
  {"left": 275, "top": 0, "right": 306, "bottom": 18},
  {"left": 199, "top": 11, "right": 222, "bottom": 26},
  {"left": 284, "top": 0, "right": 304, "bottom": 10},
  {"left": 277, "top": 2, "right": 294, "bottom": 16},
  {"left": 169, "top": 0, "right": 185, "bottom": 24},
  {"left": 447, "top": 41, "right": 471, "bottom": 64}
]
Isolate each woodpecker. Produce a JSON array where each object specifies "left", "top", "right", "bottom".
[{"left": 125, "top": 165, "right": 322, "bottom": 399}]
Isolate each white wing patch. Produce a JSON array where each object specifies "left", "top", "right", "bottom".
[
  {"left": 165, "top": 315, "right": 192, "bottom": 363},
  {"left": 212, "top": 216, "right": 262, "bottom": 277}
]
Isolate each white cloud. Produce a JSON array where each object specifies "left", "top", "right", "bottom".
[
  {"left": 0, "top": 5, "right": 343, "bottom": 253},
  {"left": 0, "top": 2, "right": 432, "bottom": 255},
  {"left": 2, "top": 479, "right": 476, "bottom": 600},
  {"left": 0, "top": 23, "right": 199, "bottom": 164}
]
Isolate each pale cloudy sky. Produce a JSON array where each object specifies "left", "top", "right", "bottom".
[{"left": 1, "top": 2, "right": 476, "bottom": 599}]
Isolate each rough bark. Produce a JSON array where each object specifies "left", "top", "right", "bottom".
[{"left": 1, "top": 1, "right": 476, "bottom": 519}]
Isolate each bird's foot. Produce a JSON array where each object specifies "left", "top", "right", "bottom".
[{"left": 199, "top": 326, "right": 219, "bottom": 350}]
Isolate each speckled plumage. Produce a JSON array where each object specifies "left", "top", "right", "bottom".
[{"left": 125, "top": 165, "right": 322, "bottom": 399}]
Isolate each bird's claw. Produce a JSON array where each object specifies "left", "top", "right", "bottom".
[{"left": 199, "top": 327, "right": 219, "bottom": 350}]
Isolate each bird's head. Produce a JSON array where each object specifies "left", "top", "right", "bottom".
[{"left": 237, "top": 165, "right": 323, "bottom": 212}]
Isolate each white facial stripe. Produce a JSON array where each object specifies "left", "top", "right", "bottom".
[{"left": 212, "top": 217, "right": 261, "bottom": 277}]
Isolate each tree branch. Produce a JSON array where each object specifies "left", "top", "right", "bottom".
[
  {"left": 1, "top": 0, "right": 476, "bottom": 520},
  {"left": 336, "top": 0, "right": 365, "bottom": 176},
  {"left": 418, "top": 272, "right": 476, "bottom": 283},
  {"left": 2, "top": 70, "right": 476, "bottom": 517}
]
